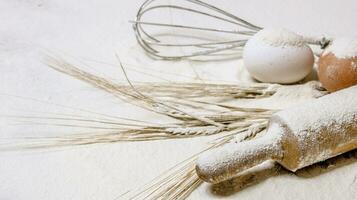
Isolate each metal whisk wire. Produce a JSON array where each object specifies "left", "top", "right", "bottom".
[{"left": 131, "top": 0, "right": 263, "bottom": 60}]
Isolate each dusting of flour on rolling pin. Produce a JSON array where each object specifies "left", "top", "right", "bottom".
[
  {"left": 243, "top": 28, "right": 314, "bottom": 84},
  {"left": 318, "top": 38, "right": 357, "bottom": 92},
  {"left": 196, "top": 86, "right": 357, "bottom": 184}
]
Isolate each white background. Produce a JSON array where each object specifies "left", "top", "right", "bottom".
[{"left": 0, "top": 0, "right": 357, "bottom": 199}]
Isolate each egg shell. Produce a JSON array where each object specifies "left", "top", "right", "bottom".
[
  {"left": 318, "top": 53, "right": 357, "bottom": 92},
  {"left": 243, "top": 29, "right": 314, "bottom": 84}
]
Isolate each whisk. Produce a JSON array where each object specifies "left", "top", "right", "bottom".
[{"left": 131, "top": 0, "right": 330, "bottom": 60}]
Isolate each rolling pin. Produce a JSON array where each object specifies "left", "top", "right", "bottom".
[{"left": 196, "top": 85, "right": 357, "bottom": 183}]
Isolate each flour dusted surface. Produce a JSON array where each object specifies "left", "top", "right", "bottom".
[
  {"left": 272, "top": 85, "right": 357, "bottom": 169},
  {"left": 254, "top": 28, "right": 305, "bottom": 47},
  {"left": 197, "top": 85, "right": 357, "bottom": 182}
]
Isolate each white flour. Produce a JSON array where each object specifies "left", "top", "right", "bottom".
[
  {"left": 196, "top": 125, "right": 283, "bottom": 183},
  {"left": 197, "top": 86, "right": 357, "bottom": 182},
  {"left": 254, "top": 28, "right": 305, "bottom": 47},
  {"left": 272, "top": 85, "right": 357, "bottom": 169},
  {"left": 352, "top": 61, "right": 357, "bottom": 70},
  {"left": 2, "top": 1, "right": 357, "bottom": 200}
]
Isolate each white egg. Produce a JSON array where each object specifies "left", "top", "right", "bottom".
[{"left": 243, "top": 28, "right": 314, "bottom": 84}]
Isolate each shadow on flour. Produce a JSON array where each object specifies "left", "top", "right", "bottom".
[
  {"left": 295, "top": 149, "right": 357, "bottom": 178},
  {"left": 209, "top": 149, "right": 357, "bottom": 196}
]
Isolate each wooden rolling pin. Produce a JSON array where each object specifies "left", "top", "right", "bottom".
[{"left": 196, "top": 85, "right": 357, "bottom": 183}]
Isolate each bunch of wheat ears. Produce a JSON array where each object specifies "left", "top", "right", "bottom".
[{"left": 1, "top": 55, "right": 290, "bottom": 199}]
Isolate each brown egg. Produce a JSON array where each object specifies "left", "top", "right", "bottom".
[{"left": 318, "top": 42, "right": 357, "bottom": 92}]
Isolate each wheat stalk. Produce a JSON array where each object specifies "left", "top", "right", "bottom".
[
  {"left": 0, "top": 55, "right": 278, "bottom": 150},
  {"left": 121, "top": 122, "right": 268, "bottom": 200},
  {"left": 0, "top": 55, "right": 327, "bottom": 199},
  {"left": 1, "top": 110, "right": 271, "bottom": 150}
]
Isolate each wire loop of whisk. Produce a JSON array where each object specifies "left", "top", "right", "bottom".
[{"left": 132, "top": 0, "right": 263, "bottom": 60}]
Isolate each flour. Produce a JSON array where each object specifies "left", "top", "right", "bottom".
[
  {"left": 323, "top": 38, "right": 357, "bottom": 59},
  {"left": 254, "top": 28, "right": 305, "bottom": 47},
  {"left": 271, "top": 85, "right": 357, "bottom": 169},
  {"left": 196, "top": 126, "right": 283, "bottom": 183},
  {"left": 352, "top": 61, "right": 357, "bottom": 70},
  {"left": 197, "top": 86, "right": 357, "bottom": 182}
]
